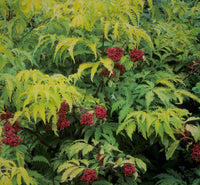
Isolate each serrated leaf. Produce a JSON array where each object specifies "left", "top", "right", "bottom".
[
  {"left": 119, "top": 103, "right": 131, "bottom": 123},
  {"left": 18, "top": 167, "right": 32, "bottom": 185},
  {"left": 57, "top": 163, "right": 74, "bottom": 173},
  {"left": 186, "top": 124, "right": 200, "bottom": 142},
  {"left": 61, "top": 166, "right": 78, "bottom": 182},
  {"left": 125, "top": 121, "right": 136, "bottom": 140},
  {"left": 104, "top": 21, "right": 111, "bottom": 41},
  {"left": 100, "top": 58, "right": 114, "bottom": 73},
  {"left": 166, "top": 140, "right": 180, "bottom": 160},
  {"left": 87, "top": 42, "right": 97, "bottom": 59},
  {"left": 145, "top": 91, "right": 154, "bottom": 110},
  {"left": 91, "top": 62, "right": 100, "bottom": 81},
  {"left": 82, "top": 145, "right": 94, "bottom": 156},
  {"left": 95, "top": 127, "right": 102, "bottom": 141},
  {"left": 135, "top": 158, "right": 147, "bottom": 173},
  {"left": 69, "top": 167, "right": 85, "bottom": 180}
]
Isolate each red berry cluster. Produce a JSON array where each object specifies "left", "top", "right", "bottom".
[
  {"left": 0, "top": 111, "right": 13, "bottom": 120},
  {"left": 94, "top": 106, "right": 107, "bottom": 120},
  {"left": 57, "top": 101, "right": 71, "bottom": 130},
  {"left": 107, "top": 47, "right": 123, "bottom": 62},
  {"left": 102, "top": 47, "right": 127, "bottom": 78},
  {"left": 114, "top": 63, "right": 126, "bottom": 74},
  {"left": 191, "top": 144, "right": 200, "bottom": 162},
  {"left": 80, "top": 169, "right": 97, "bottom": 184},
  {"left": 124, "top": 163, "right": 136, "bottom": 176},
  {"left": 101, "top": 69, "right": 116, "bottom": 78},
  {"left": 129, "top": 48, "right": 144, "bottom": 62},
  {"left": 80, "top": 112, "right": 94, "bottom": 125},
  {"left": 97, "top": 154, "right": 104, "bottom": 166},
  {"left": 0, "top": 111, "right": 23, "bottom": 147},
  {"left": 184, "top": 128, "right": 189, "bottom": 137}
]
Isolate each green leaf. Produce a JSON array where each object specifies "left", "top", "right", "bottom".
[
  {"left": 135, "top": 158, "right": 147, "bottom": 173},
  {"left": 125, "top": 121, "right": 136, "bottom": 140},
  {"left": 60, "top": 166, "right": 79, "bottom": 182},
  {"left": 145, "top": 91, "right": 154, "bottom": 110},
  {"left": 166, "top": 140, "right": 180, "bottom": 160},
  {"left": 119, "top": 103, "right": 131, "bottom": 123},
  {"left": 69, "top": 167, "right": 85, "bottom": 181}
]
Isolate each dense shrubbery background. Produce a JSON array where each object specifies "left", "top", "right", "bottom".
[{"left": 0, "top": 0, "right": 200, "bottom": 184}]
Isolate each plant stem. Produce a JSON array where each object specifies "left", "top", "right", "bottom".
[
  {"left": 21, "top": 127, "right": 57, "bottom": 151},
  {"left": 176, "top": 64, "right": 200, "bottom": 88},
  {"left": 94, "top": 78, "right": 104, "bottom": 98}
]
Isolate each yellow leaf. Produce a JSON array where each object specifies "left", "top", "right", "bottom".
[
  {"left": 33, "top": 0, "right": 42, "bottom": 11},
  {"left": 104, "top": 21, "right": 111, "bottom": 41},
  {"left": 100, "top": 58, "right": 114, "bottom": 73},
  {"left": 91, "top": 62, "right": 100, "bottom": 81},
  {"left": 21, "top": 0, "right": 32, "bottom": 16},
  {"left": 87, "top": 42, "right": 97, "bottom": 59}
]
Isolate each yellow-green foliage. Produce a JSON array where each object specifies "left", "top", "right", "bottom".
[
  {"left": 11, "top": 69, "right": 84, "bottom": 132},
  {"left": 0, "top": 157, "right": 36, "bottom": 185}
]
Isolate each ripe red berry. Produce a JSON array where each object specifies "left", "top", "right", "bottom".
[
  {"left": 191, "top": 144, "right": 200, "bottom": 162},
  {"left": 1, "top": 119, "right": 23, "bottom": 147},
  {"left": 107, "top": 47, "right": 123, "bottom": 62},
  {"left": 94, "top": 106, "right": 107, "bottom": 120},
  {"left": 124, "top": 163, "right": 136, "bottom": 176},
  {"left": 129, "top": 48, "right": 144, "bottom": 62},
  {"left": 97, "top": 154, "right": 104, "bottom": 166},
  {"left": 80, "top": 112, "right": 94, "bottom": 125},
  {"left": 80, "top": 169, "right": 97, "bottom": 184},
  {"left": 56, "top": 101, "right": 71, "bottom": 130},
  {"left": 114, "top": 63, "right": 126, "bottom": 74}
]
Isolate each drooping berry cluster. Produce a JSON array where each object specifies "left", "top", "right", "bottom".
[
  {"left": 97, "top": 154, "right": 104, "bottom": 166},
  {"left": 124, "top": 163, "right": 136, "bottom": 176},
  {"left": 0, "top": 111, "right": 13, "bottom": 120},
  {"left": 114, "top": 63, "right": 126, "bottom": 74},
  {"left": 107, "top": 47, "right": 123, "bottom": 62},
  {"left": 94, "top": 106, "right": 107, "bottom": 120},
  {"left": 184, "top": 128, "right": 190, "bottom": 137},
  {"left": 191, "top": 144, "right": 200, "bottom": 162},
  {"left": 57, "top": 101, "right": 71, "bottom": 130},
  {"left": 1, "top": 111, "right": 23, "bottom": 147},
  {"left": 101, "top": 69, "right": 116, "bottom": 78},
  {"left": 2, "top": 122, "right": 23, "bottom": 146},
  {"left": 80, "top": 112, "right": 94, "bottom": 125},
  {"left": 129, "top": 48, "right": 144, "bottom": 62},
  {"left": 101, "top": 47, "right": 127, "bottom": 78},
  {"left": 80, "top": 169, "right": 97, "bottom": 184}
]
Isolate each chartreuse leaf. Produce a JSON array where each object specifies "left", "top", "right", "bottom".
[
  {"left": 135, "top": 158, "right": 147, "bottom": 173},
  {"left": 176, "top": 89, "right": 200, "bottom": 103},
  {"left": 100, "top": 58, "right": 114, "bottom": 73},
  {"left": 0, "top": 157, "right": 35, "bottom": 185},
  {"left": 54, "top": 37, "right": 83, "bottom": 63},
  {"left": 186, "top": 124, "right": 200, "bottom": 142},
  {"left": 125, "top": 121, "right": 136, "bottom": 140},
  {"left": 77, "top": 63, "right": 94, "bottom": 77},
  {"left": 68, "top": 141, "right": 94, "bottom": 158},
  {"left": 166, "top": 140, "right": 180, "bottom": 160},
  {"left": 91, "top": 61, "right": 100, "bottom": 81},
  {"left": 58, "top": 159, "right": 88, "bottom": 183},
  {"left": 87, "top": 42, "right": 98, "bottom": 59},
  {"left": 61, "top": 166, "right": 79, "bottom": 182},
  {"left": 104, "top": 21, "right": 111, "bottom": 41}
]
